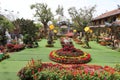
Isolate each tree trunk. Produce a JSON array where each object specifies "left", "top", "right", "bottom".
[
  {"left": 85, "top": 32, "right": 90, "bottom": 48},
  {"left": 43, "top": 23, "right": 48, "bottom": 37}
]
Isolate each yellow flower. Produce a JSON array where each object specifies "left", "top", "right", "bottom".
[
  {"left": 73, "top": 29, "right": 77, "bottom": 32},
  {"left": 53, "top": 30, "right": 57, "bottom": 33},
  {"left": 84, "top": 27, "right": 90, "bottom": 32},
  {"left": 49, "top": 24, "right": 55, "bottom": 30},
  {"left": 89, "top": 29, "right": 93, "bottom": 33}
]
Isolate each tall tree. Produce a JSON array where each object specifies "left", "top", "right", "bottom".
[
  {"left": 68, "top": 5, "right": 96, "bottom": 32},
  {"left": 56, "top": 5, "right": 64, "bottom": 16},
  {"left": 30, "top": 3, "right": 53, "bottom": 36}
]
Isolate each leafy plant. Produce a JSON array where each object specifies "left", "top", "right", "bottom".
[{"left": 17, "top": 59, "right": 120, "bottom": 80}]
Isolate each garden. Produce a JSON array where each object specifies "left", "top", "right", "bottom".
[
  {"left": 0, "top": 39, "right": 120, "bottom": 80},
  {"left": 0, "top": 2, "right": 120, "bottom": 80}
]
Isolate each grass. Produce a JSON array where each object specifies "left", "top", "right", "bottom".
[{"left": 0, "top": 39, "right": 120, "bottom": 80}]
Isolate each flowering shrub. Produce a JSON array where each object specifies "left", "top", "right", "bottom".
[
  {"left": 115, "top": 64, "right": 120, "bottom": 72},
  {"left": 0, "top": 46, "right": 5, "bottom": 52},
  {"left": 49, "top": 39, "right": 91, "bottom": 64},
  {"left": 17, "top": 59, "right": 120, "bottom": 80},
  {"left": 0, "top": 53, "right": 10, "bottom": 62},
  {"left": 13, "top": 44, "right": 25, "bottom": 51},
  {"left": 6, "top": 44, "right": 25, "bottom": 52},
  {"left": 60, "top": 37, "right": 73, "bottom": 47},
  {"left": 0, "top": 46, "right": 10, "bottom": 62},
  {"left": 49, "top": 50, "right": 91, "bottom": 64}
]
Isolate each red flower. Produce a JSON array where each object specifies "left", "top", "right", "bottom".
[
  {"left": 32, "top": 70, "right": 34, "bottom": 75},
  {"left": 38, "top": 68, "right": 41, "bottom": 72},
  {"left": 84, "top": 69, "right": 88, "bottom": 74},
  {"left": 31, "top": 58, "right": 35, "bottom": 65},
  {"left": 90, "top": 71, "right": 94, "bottom": 76}
]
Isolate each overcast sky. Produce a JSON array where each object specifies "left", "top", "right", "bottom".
[{"left": 0, "top": 0, "right": 120, "bottom": 20}]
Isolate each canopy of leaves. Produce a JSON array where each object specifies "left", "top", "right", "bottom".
[
  {"left": 56, "top": 5, "right": 64, "bottom": 16},
  {"left": 30, "top": 3, "right": 53, "bottom": 25},
  {"left": 14, "top": 18, "right": 39, "bottom": 45},
  {"left": 30, "top": 3, "right": 53, "bottom": 37},
  {"left": 0, "top": 14, "right": 14, "bottom": 31},
  {"left": 17, "top": 18, "right": 39, "bottom": 36},
  {"left": 68, "top": 5, "right": 96, "bottom": 31}
]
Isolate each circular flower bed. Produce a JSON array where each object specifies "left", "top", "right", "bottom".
[{"left": 49, "top": 44, "right": 91, "bottom": 64}]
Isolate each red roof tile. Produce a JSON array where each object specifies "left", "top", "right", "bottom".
[{"left": 93, "top": 8, "right": 120, "bottom": 20}]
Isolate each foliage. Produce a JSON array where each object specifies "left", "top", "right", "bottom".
[
  {"left": 17, "top": 59, "right": 42, "bottom": 80},
  {"left": 0, "top": 53, "right": 10, "bottom": 62},
  {"left": 68, "top": 5, "right": 96, "bottom": 32},
  {"left": 17, "top": 18, "right": 38, "bottom": 35},
  {"left": 6, "top": 43, "right": 25, "bottom": 52},
  {"left": 31, "top": 3, "right": 53, "bottom": 36},
  {"left": 35, "top": 23, "right": 43, "bottom": 29},
  {"left": 0, "top": 15, "right": 14, "bottom": 46},
  {"left": 115, "top": 64, "right": 120, "bottom": 72},
  {"left": 15, "top": 18, "right": 39, "bottom": 47},
  {"left": 0, "top": 15, "right": 14, "bottom": 31},
  {"left": 56, "top": 5, "right": 64, "bottom": 16},
  {"left": 17, "top": 59, "right": 120, "bottom": 80},
  {"left": 0, "top": 46, "right": 10, "bottom": 61}
]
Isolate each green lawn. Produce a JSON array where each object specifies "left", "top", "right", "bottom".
[{"left": 0, "top": 39, "right": 120, "bottom": 80}]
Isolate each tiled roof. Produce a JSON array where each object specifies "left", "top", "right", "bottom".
[{"left": 93, "top": 8, "right": 120, "bottom": 21}]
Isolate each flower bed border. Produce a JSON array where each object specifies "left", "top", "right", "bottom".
[
  {"left": 17, "top": 59, "right": 120, "bottom": 80},
  {"left": 49, "top": 50, "right": 91, "bottom": 64},
  {"left": 0, "top": 53, "right": 10, "bottom": 62}
]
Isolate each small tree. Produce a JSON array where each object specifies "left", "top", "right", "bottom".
[
  {"left": 68, "top": 6, "right": 96, "bottom": 48},
  {"left": 30, "top": 3, "right": 53, "bottom": 37}
]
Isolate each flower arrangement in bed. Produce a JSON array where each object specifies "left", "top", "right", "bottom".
[{"left": 49, "top": 37, "right": 91, "bottom": 64}]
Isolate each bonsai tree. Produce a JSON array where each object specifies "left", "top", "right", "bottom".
[{"left": 46, "top": 24, "right": 55, "bottom": 47}]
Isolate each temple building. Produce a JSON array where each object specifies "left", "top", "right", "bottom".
[
  {"left": 90, "top": 7, "right": 120, "bottom": 40},
  {"left": 90, "top": 7, "right": 120, "bottom": 48}
]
